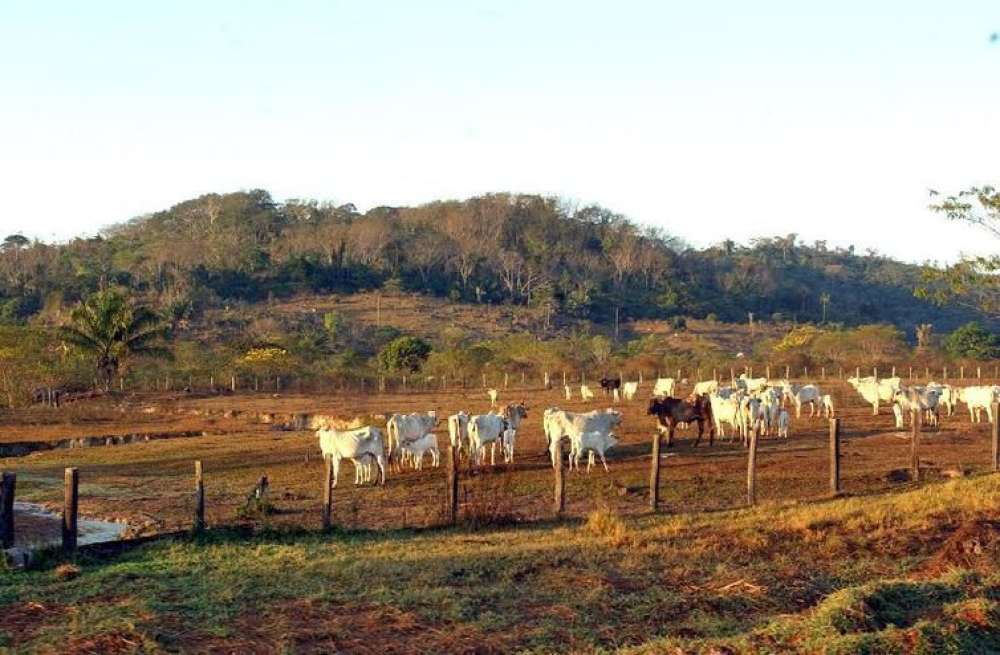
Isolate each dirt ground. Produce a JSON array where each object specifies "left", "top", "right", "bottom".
[{"left": 1, "top": 378, "right": 996, "bottom": 538}]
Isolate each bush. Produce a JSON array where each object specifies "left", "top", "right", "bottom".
[
  {"left": 943, "top": 322, "right": 1000, "bottom": 360},
  {"left": 377, "top": 336, "right": 431, "bottom": 373},
  {"left": 669, "top": 316, "right": 687, "bottom": 331}
]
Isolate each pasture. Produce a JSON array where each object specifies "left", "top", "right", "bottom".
[{"left": 2, "top": 376, "right": 1000, "bottom": 652}]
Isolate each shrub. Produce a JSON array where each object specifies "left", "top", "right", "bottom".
[
  {"left": 943, "top": 322, "right": 1000, "bottom": 360},
  {"left": 377, "top": 336, "right": 432, "bottom": 373}
]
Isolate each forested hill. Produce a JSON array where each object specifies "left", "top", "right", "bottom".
[{"left": 0, "top": 189, "right": 982, "bottom": 333}]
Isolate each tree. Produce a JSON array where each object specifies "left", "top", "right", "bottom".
[
  {"left": 915, "top": 323, "right": 934, "bottom": 353},
  {"left": 942, "top": 322, "right": 1000, "bottom": 360},
  {"left": 59, "top": 289, "right": 169, "bottom": 390},
  {"left": 377, "top": 336, "right": 431, "bottom": 373},
  {"left": 819, "top": 292, "right": 831, "bottom": 323},
  {"left": 920, "top": 186, "right": 1000, "bottom": 315}
]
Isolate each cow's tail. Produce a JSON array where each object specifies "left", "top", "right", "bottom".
[{"left": 386, "top": 418, "right": 398, "bottom": 462}]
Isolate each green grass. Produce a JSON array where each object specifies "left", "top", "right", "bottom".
[{"left": 2, "top": 474, "right": 1000, "bottom": 653}]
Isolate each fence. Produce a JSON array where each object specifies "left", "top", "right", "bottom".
[{"left": 4, "top": 401, "right": 999, "bottom": 553}]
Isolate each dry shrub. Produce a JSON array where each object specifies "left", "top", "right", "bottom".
[
  {"left": 54, "top": 563, "right": 80, "bottom": 581},
  {"left": 585, "top": 505, "right": 631, "bottom": 547}
]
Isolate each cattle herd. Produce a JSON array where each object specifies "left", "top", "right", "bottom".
[{"left": 312, "top": 372, "right": 1000, "bottom": 490}]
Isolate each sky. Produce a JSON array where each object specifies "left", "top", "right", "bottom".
[{"left": 1, "top": 1, "right": 999, "bottom": 264}]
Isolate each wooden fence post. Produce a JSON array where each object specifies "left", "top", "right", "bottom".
[
  {"left": 992, "top": 402, "right": 999, "bottom": 473},
  {"left": 765, "top": 365, "right": 770, "bottom": 379},
  {"left": 193, "top": 460, "right": 205, "bottom": 532},
  {"left": 504, "top": 372, "right": 509, "bottom": 389},
  {"left": 909, "top": 366, "right": 913, "bottom": 381},
  {"left": 322, "top": 455, "right": 333, "bottom": 529},
  {"left": 482, "top": 373, "right": 487, "bottom": 388},
  {"left": 231, "top": 375, "right": 236, "bottom": 392},
  {"left": 0, "top": 472, "right": 14, "bottom": 548},
  {"left": 63, "top": 467, "right": 78, "bottom": 553},
  {"left": 855, "top": 366, "right": 860, "bottom": 379},
  {"left": 821, "top": 367, "right": 826, "bottom": 380},
  {"left": 829, "top": 419, "right": 841, "bottom": 496},
  {"left": 649, "top": 432, "right": 662, "bottom": 511},
  {"left": 785, "top": 365, "right": 790, "bottom": 379},
  {"left": 447, "top": 445, "right": 459, "bottom": 524},
  {"left": 562, "top": 371, "right": 567, "bottom": 387},
  {"left": 961, "top": 366, "right": 965, "bottom": 380},
  {"left": 978, "top": 366, "right": 982, "bottom": 380},
  {"left": 746, "top": 431, "right": 758, "bottom": 507},
  {"left": 553, "top": 443, "right": 566, "bottom": 516},
  {"left": 911, "top": 410, "right": 921, "bottom": 482},
  {"left": 944, "top": 366, "right": 948, "bottom": 381}
]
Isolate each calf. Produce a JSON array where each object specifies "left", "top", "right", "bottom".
[
  {"left": 580, "top": 385, "right": 596, "bottom": 401},
  {"left": 652, "top": 377, "right": 676, "bottom": 397},
  {"left": 569, "top": 431, "right": 618, "bottom": 473},
  {"left": 822, "top": 394, "right": 835, "bottom": 418},
  {"left": 544, "top": 408, "right": 623, "bottom": 467},
  {"left": 564, "top": 385, "right": 573, "bottom": 401},
  {"left": 622, "top": 381, "right": 639, "bottom": 401},
  {"left": 487, "top": 388, "right": 499, "bottom": 408},
  {"left": 401, "top": 433, "right": 440, "bottom": 469},
  {"left": 692, "top": 380, "right": 719, "bottom": 396},
  {"left": 387, "top": 411, "right": 438, "bottom": 469},
  {"left": 777, "top": 409, "right": 790, "bottom": 439}
]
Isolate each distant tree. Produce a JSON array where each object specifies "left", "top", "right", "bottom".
[
  {"left": 942, "top": 322, "right": 1000, "bottom": 360},
  {"left": 915, "top": 323, "right": 934, "bottom": 352},
  {"left": 59, "top": 289, "right": 169, "bottom": 391},
  {"left": 377, "top": 336, "right": 431, "bottom": 373},
  {"left": 819, "top": 292, "right": 831, "bottom": 323}
]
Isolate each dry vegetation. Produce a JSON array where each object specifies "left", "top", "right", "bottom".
[{"left": 2, "top": 378, "right": 1000, "bottom": 652}]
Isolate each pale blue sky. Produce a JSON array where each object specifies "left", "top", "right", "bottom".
[{"left": 1, "top": 1, "right": 998, "bottom": 262}]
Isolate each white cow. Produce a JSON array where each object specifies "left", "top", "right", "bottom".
[
  {"left": 757, "top": 388, "right": 782, "bottom": 435},
  {"left": 710, "top": 393, "right": 742, "bottom": 441},
  {"left": 580, "top": 385, "right": 596, "bottom": 401},
  {"left": 652, "top": 378, "right": 676, "bottom": 397},
  {"left": 958, "top": 385, "right": 999, "bottom": 423},
  {"left": 544, "top": 408, "right": 623, "bottom": 467},
  {"left": 893, "top": 387, "right": 941, "bottom": 428},
  {"left": 500, "top": 403, "right": 528, "bottom": 463},
  {"left": 386, "top": 411, "right": 438, "bottom": 467},
  {"left": 692, "top": 379, "right": 719, "bottom": 396},
  {"left": 564, "top": 384, "right": 573, "bottom": 401},
  {"left": 401, "top": 432, "right": 440, "bottom": 469},
  {"left": 737, "top": 374, "right": 768, "bottom": 393},
  {"left": 569, "top": 431, "right": 618, "bottom": 473},
  {"left": 622, "top": 381, "right": 639, "bottom": 401},
  {"left": 317, "top": 426, "right": 387, "bottom": 486},
  {"left": 468, "top": 413, "right": 507, "bottom": 466},
  {"left": 789, "top": 384, "right": 822, "bottom": 418},
  {"left": 848, "top": 377, "right": 901, "bottom": 415},
  {"left": 487, "top": 388, "right": 499, "bottom": 407},
  {"left": 777, "top": 409, "right": 790, "bottom": 438},
  {"left": 822, "top": 394, "right": 835, "bottom": 418},
  {"left": 448, "top": 411, "right": 470, "bottom": 453}
]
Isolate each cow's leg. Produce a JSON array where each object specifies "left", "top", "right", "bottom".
[
  {"left": 600, "top": 449, "right": 609, "bottom": 473},
  {"left": 332, "top": 457, "right": 341, "bottom": 488},
  {"left": 490, "top": 441, "right": 496, "bottom": 467},
  {"left": 694, "top": 420, "right": 703, "bottom": 447}
]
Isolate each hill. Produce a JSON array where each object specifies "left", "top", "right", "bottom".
[{"left": 0, "top": 189, "right": 985, "bottom": 336}]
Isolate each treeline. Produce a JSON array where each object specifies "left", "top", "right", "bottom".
[{"left": 0, "top": 189, "right": 984, "bottom": 331}]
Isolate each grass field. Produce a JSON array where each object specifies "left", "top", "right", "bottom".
[{"left": 2, "top": 379, "right": 1000, "bottom": 652}]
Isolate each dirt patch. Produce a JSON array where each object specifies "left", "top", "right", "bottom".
[
  {"left": 918, "top": 519, "right": 1000, "bottom": 578},
  {"left": 184, "top": 599, "right": 517, "bottom": 654},
  {"left": 63, "top": 631, "right": 147, "bottom": 655},
  {"left": 0, "top": 600, "right": 68, "bottom": 644}
]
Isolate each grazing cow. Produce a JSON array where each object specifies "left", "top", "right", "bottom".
[
  {"left": 822, "top": 394, "right": 835, "bottom": 418},
  {"left": 692, "top": 380, "right": 719, "bottom": 396},
  {"left": 599, "top": 376, "right": 621, "bottom": 397},
  {"left": 788, "top": 384, "right": 822, "bottom": 418},
  {"left": 569, "top": 431, "right": 618, "bottom": 473},
  {"left": 386, "top": 412, "right": 438, "bottom": 468},
  {"left": 622, "top": 381, "right": 639, "bottom": 401},
  {"left": 648, "top": 395, "right": 715, "bottom": 447},
  {"left": 468, "top": 413, "right": 507, "bottom": 466},
  {"left": 710, "top": 393, "right": 743, "bottom": 441},
  {"left": 317, "top": 426, "right": 387, "bottom": 486},
  {"left": 401, "top": 433, "right": 440, "bottom": 469},
  {"left": 652, "top": 378, "right": 676, "bottom": 397},
  {"left": 564, "top": 384, "right": 573, "bottom": 401},
  {"left": 580, "top": 385, "right": 596, "bottom": 401},
  {"left": 544, "top": 408, "right": 623, "bottom": 467},
  {"left": 777, "top": 409, "right": 790, "bottom": 439},
  {"left": 958, "top": 385, "right": 999, "bottom": 423},
  {"left": 448, "top": 411, "right": 470, "bottom": 453},
  {"left": 487, "top": 388, "right": 499, "bottom": 407}
]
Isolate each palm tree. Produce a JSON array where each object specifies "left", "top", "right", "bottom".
[
  {"left": 60, "top": 289, "right": 170, "bottom": 391},
  {"left": 916, "top": 323, "right": 934, "bottom": 353},
  {"left": 819, "top": 292, "right": 831, "bottom": 323}
]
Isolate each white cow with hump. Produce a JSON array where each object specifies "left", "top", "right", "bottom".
[
  {"left": 468, "top": 412, "right": 507, "bottom": 466},
  {"left": 848, "top": 376, "right": 901, "bottom": 415},
  {"left": 957, "top": 385, "right": 999, "bottom": 423},
  {"left": 386, "top": 411, "right": 438, "bottom": 467},
  {"left": 317, "top": 425, "right": 387, "bottom": 486},
  {"left": 543, "top": 408, "right": 622, "bottom": 469},
  {"left": 652, "top": 378, "right": 676, "bottom": 397},
  {"left": 448, "top": 411, "right": 469, "bottom": 453}
]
